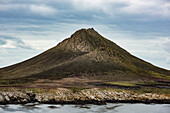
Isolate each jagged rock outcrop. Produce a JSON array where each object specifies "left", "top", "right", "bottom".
[{"left": 0, "top": 88, "right": 169, "bottom": 104}]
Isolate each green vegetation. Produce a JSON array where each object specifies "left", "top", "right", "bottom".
[
  {"left": 105, "top": 82, "right": 137, "bottom": 86},
  {"left": 0, "top": 79, "right": 33, "bottom": 86},
  {"left": 0, "top": 84, "right": 169, "bottom": 95},
  {"left": 104, "top": 81, "right": 170, "bottom": 95},
  {"left": 23, "top": 88, "right": 52, "bottom": 93},
  {"left": 130, "top": 88, "right": 170, "bottom": 95},
  {"left": 0, "top": 87, "right": 52, "bottom": 93},
  {"left": 149, "top": 71, "right": 170, "bottom": 79},
  {"left": 102, "top": 87, "right": 170, "bottom": 95}
]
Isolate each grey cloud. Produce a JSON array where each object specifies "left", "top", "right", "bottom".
[
  {"left": 0, "top": 35, "right": 32, "bottom": 49},
  {"left": 1, "top": 0, "right": 170, "bottom": 22},
  {"left": 0, "top": 39, "right": 6, "bottom": 45},
  {"left": 0, "top": 3, "right": 58, "bottom": 19},
  {"left": 162, "top": 40, "right": 170, "bottom": 66},
  {"left": 164, "top": 41, "right": 170, "bottom": 54}
]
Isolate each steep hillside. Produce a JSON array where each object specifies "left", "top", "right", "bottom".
[{"left": 0, "top": 28, "right": 170, "bottom": 82}]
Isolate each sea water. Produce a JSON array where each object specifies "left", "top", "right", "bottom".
[{"left": 0, "top": 103, "right": 169, "bottom": 113}]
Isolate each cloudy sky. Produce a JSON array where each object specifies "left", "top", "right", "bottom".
[{"left": 0, "top": 0, "right": 170, "bottom": 69}]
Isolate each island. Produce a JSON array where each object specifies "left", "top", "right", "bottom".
[{"left": 0, "top": 28, "right": 169, "bottom": 104}]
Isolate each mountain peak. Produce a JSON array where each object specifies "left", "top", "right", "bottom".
[
  {"left": 74, "top": 28, "right": 95, "bottom": 32},
  {"left": 70, "top": 28, "right": 99, "bottom": 39},
  {"left": 57, "top": 28, "right": 105, "bottom": 52},
  {"left": 0, "top": 28, "right": 170, "bottom": 82}
]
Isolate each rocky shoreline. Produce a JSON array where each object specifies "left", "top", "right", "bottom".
[{"left": 0, "top": 88, "right": 169, "bottom": 105}]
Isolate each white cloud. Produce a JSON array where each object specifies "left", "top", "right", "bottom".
[
  {"left": 72, "top": 0, "right": 126, "bottom": 16},
  {"left": 162, "top": 37, "right": 170, "bottom": 54},
  {"left": 161, "top": 37, "right": 170, "bottom": 65},
  {"left": 24, "top": 39, "right": 58, "bottom": 50},
  {"left": 0, "top": 48, "right": 42, "bottom": 68},
  {"left": 112, "top": 37, "right": 170, "bottom": 69},
  {"left": 0, "top": 0, "right": 170, "bottom": 19},
  {"left": 30, "top": 4, "right": 57, "bottom": 16},
  {"left": 121, "top": 0, "right": 170, "bottom": 18},
  {"left": 0, "top": 35, "right": 32, "bottom": 49},
  {"left": 71, "top": 0, "right": 170, "bottom": 18},
  {"left": 0, "top": 3, "right": 57, "bottom": 17},
  {"left": 0, "top": 4, "right": 27, "bottom": 11},
  {"left": 166, "top": 57, "right": 170, "bottom": 64}
]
